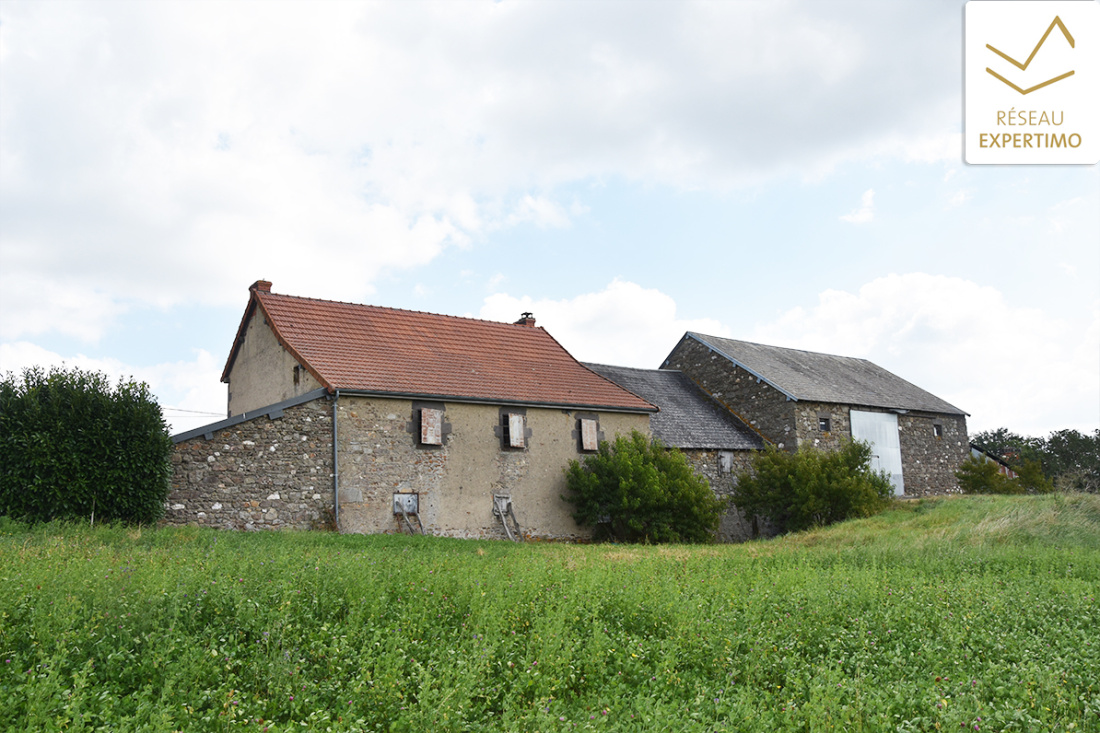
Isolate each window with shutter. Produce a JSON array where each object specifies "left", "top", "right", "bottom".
[
  {"left": 420, "top": 408, "right": 443, "bottom": 445},
  {"left": 507, "top": 413, "right": 525, "bottom": 448},
  {"left": 580, "top": 418, "right": 598, "bottom": 451}
]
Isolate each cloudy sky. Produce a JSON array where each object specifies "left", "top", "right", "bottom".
[{"left": 1, "top": 0, "right": 1097, "bottom": 437}]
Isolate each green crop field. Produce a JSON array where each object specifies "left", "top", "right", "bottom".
[{"left": 2, "top": 494, "right": 1098, "bottom": 732}]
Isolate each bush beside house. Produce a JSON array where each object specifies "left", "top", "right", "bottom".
[
  {"left": 563, "top": 430, "right": 726, "bottom": 543},
  {"left": 732, "top": 440, "right": 894, "bottom": 534}
]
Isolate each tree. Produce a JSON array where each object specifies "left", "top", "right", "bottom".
[
  {"left": 1042, "top": 429, "right": 1100, "bottom": 493},
  {"left": 563, "top": 430, "right": 726, "bottom": 543},
  {"left": 970, "top": 427, "right": 1099, "bottom": 494},
  {"left": 969, "top": 428, "right": 1044, "bottom": 466},
  {"left": 0, "top": 366, "right": 173, "bottom": 524},
  {"left": 731, "top": 441, "right": 893, "bottom": 534}
]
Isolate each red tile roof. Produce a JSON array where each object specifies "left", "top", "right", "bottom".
[{"left": 222, "top": 282, "right": 655, "bottom": 412}]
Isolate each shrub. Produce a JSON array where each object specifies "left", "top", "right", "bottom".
[
  {"left": 1014, "top": 458, "right": 1055, "bottom": 494},
  {"left": 0, "top": 366, "right": 173, "bottom": 524},
  {"left": 955, "top": 455, "right": 1052, "bottom": 495},
  {"left": 732, "top": 441, "right": 893, "bottom": 533},
  {"left": 955, "top": 454, "right": 1019, "bottom": 494},
  {"left": 563, "top": 430, "right": 726, "bottom": 543}
]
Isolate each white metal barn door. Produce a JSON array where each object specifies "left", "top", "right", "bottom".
[{"left": 849, "top": 410, "right": 905, "bottom": 496}]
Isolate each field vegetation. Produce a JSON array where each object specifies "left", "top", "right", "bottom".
[{"left": 2, "top": 494, "right": 1099, "bottom": 731}]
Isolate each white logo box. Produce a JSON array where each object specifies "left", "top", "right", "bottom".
[{"left": 965, "top": 1, "right": 1099, "bottom": 165}]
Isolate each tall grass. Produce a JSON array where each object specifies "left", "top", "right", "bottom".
[{"left": 1, "top": 495, "right": 1098, "bottom": 731}]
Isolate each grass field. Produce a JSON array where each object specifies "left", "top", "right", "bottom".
[{"left": 2, "top": 494, "right": 1098, "bottom": 732}]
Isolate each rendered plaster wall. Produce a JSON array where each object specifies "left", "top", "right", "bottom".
[
  {"left": 334, "top": 395, "right": 651, "bottom": 539},
  {"left": 897, "top": 412, "right": 969, "bottom": 496},
  {"left": 682, "top": 449, "right": 777, "bottom": 543},
  {"left": 166, "top": 398, "right": 334, "bottom": 530},
  {"left": 225, "top": 311, "right": 322, "bottom": 416},
  {"left": 664, "top": 339, "right": 791, "bottom": 449}
]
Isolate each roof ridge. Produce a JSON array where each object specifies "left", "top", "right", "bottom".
[
  {"left": 259, "top": 290, "right": 539, "bottom": 330},
  {"left": 583, "top": 361, "right": 685, "bottom": 375},
  {"left": 689, "top": 331, "right": 872, "bottom": 363}
]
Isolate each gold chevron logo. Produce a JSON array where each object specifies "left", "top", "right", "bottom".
[{"left": 986, "top": 15, "right": 1075, "bottom": 94}]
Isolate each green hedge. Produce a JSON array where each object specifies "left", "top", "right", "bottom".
[{"left": 0, "top": 366, "right": 173, "bottom": 523}]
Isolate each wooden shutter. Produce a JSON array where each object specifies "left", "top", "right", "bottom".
[{"left": 420, "top": 408, "right": 443, "bottom": 445}]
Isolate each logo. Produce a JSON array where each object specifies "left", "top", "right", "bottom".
[
  {"left": 965, "top": 2, "right": 1099, "bottom": 164},
  {"left": 986, "top": 15, "right": 1075, "bottom": 94}
]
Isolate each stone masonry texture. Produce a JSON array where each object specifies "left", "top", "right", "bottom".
[
  {"left": 667, "top": 337, "right": 969, "bottom": 496},
  {"left": 166, "top": 398, "right": 334, "bottom": 530}
]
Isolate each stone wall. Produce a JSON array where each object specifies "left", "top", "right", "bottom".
[
  {"left": 166, "top": 398, "right": 334, "bottom": 530},
  {"left": 334, "top": 395, "right": 651, "bottom": 540},
  {"left": 898, "top": 412, "right": 969, "bottom": 496},
  {"left": 793, "top": 401, "right": 852, "bottom": 452},
  {"left": 664, "top": 338, "right": 790, "bottom": 449},
  {"left": 682, "top": 448, "right": 777, "bottom": 542}
]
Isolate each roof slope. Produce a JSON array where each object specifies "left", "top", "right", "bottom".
[
  {"left": 222, "top": 283, "right": 655, "bottom": 412},
  {"left": 679, "top": 333, "right": 966, "bottom": 416},
  {"left": 585, "top": 363, "right": 764, "bottom": 450}
]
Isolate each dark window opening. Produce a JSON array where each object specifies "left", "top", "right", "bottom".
[
  {"left": 818, "top": 417, "right": 831, "bottom": 432},
  {"left": 933, "top": 424, "right": 943, "bottom": 439}
]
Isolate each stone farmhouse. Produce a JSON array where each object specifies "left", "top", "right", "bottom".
[
  {"left": 167, "top": 281, "right": 655, "bottom": 539},
  {"left": 583, "top": 363, "right": 767, "bottom": 541},
  {"left": 662, "top": 332, "right": 970, "bottom": 496},
  {"left": 167, "top": 282, "right": 970, "bottom": 539}
]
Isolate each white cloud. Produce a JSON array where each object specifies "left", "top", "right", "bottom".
[
  {"left": 753, "top": 273, "right": 1100, "bottom": 436},
  {"left": 501, "top": 195, "right": 573, "bottom": 229},
  {"left": 840, "top": 189, "right": 875, "bottom": 223},
  {"left": 1, "top": 0, "right": 964, "bottom": 341},
  {"left": 947, "top": 189, "right": 971, "bottom": 208},
  {"left": 479, "top": 279, "right": 730, "bottom": 368},
  {"left": 0, "top": 341, "right": 225, "bottom": 434}
]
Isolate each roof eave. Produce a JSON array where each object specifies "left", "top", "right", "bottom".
[
  {"left": 220, "top": 289, "right": 333, "bottom": 393},
  {"left": 333, "top": 388, "right": 657, "bottom": 414}
]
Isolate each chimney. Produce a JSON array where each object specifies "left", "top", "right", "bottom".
[
  {"left": 515, "top": 312, "right": 536, "bottom": 327},
  {"left": 251, "top": 280, "right": 272, "bottom": 293}
]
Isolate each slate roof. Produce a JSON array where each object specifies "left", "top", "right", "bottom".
[
  {"left": 221, "top": 282, "right": 656, "bottom": 412},
  {"left": 677, "top": 333, "right": 967, "bottom": 416},
  {"left": 585, "top": 363, "right": 764, "bottom": 450}
]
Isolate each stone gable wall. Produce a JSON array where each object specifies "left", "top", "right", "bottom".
[
  {"left": 664, "top": 338, "right": 788, "bottom": 448},
  {"left": 898, "top": 412, "right": 969, "bottom": 496},
  {"left": 166, "top": 398, "right": 334, "bottom": 530},
  {"left": 226, "top": 310, "right": 323, "bottom": 416}
]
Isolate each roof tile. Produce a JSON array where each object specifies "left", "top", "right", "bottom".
[{"left": 227, "top": 288, "right": 655, "bottom": 412}]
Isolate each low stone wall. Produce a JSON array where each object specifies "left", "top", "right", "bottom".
[
  {"left": 166, "top": 398, "right": 334, "bottom": 530},
  {"left": 683, "top": 448, "right": 777, "bottom": 543}
]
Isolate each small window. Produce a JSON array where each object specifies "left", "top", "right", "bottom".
[
  {"left": 933, "top": 424, "right": 943, "bottom": 439},
  {"left": 502, "top": 413, "right": 525, "bottom": 449},
  {"left": 818, "top": 417, "right": 831, "bottom": 432},
  {"left": 579, "top": 418, "right": 598, "bottom": 451},
  {"left": 419, "top": 408, "right": 443, "bottom": 445},
  {"left": 719, "top": 451, "right": 734, "bottom": 474}
]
